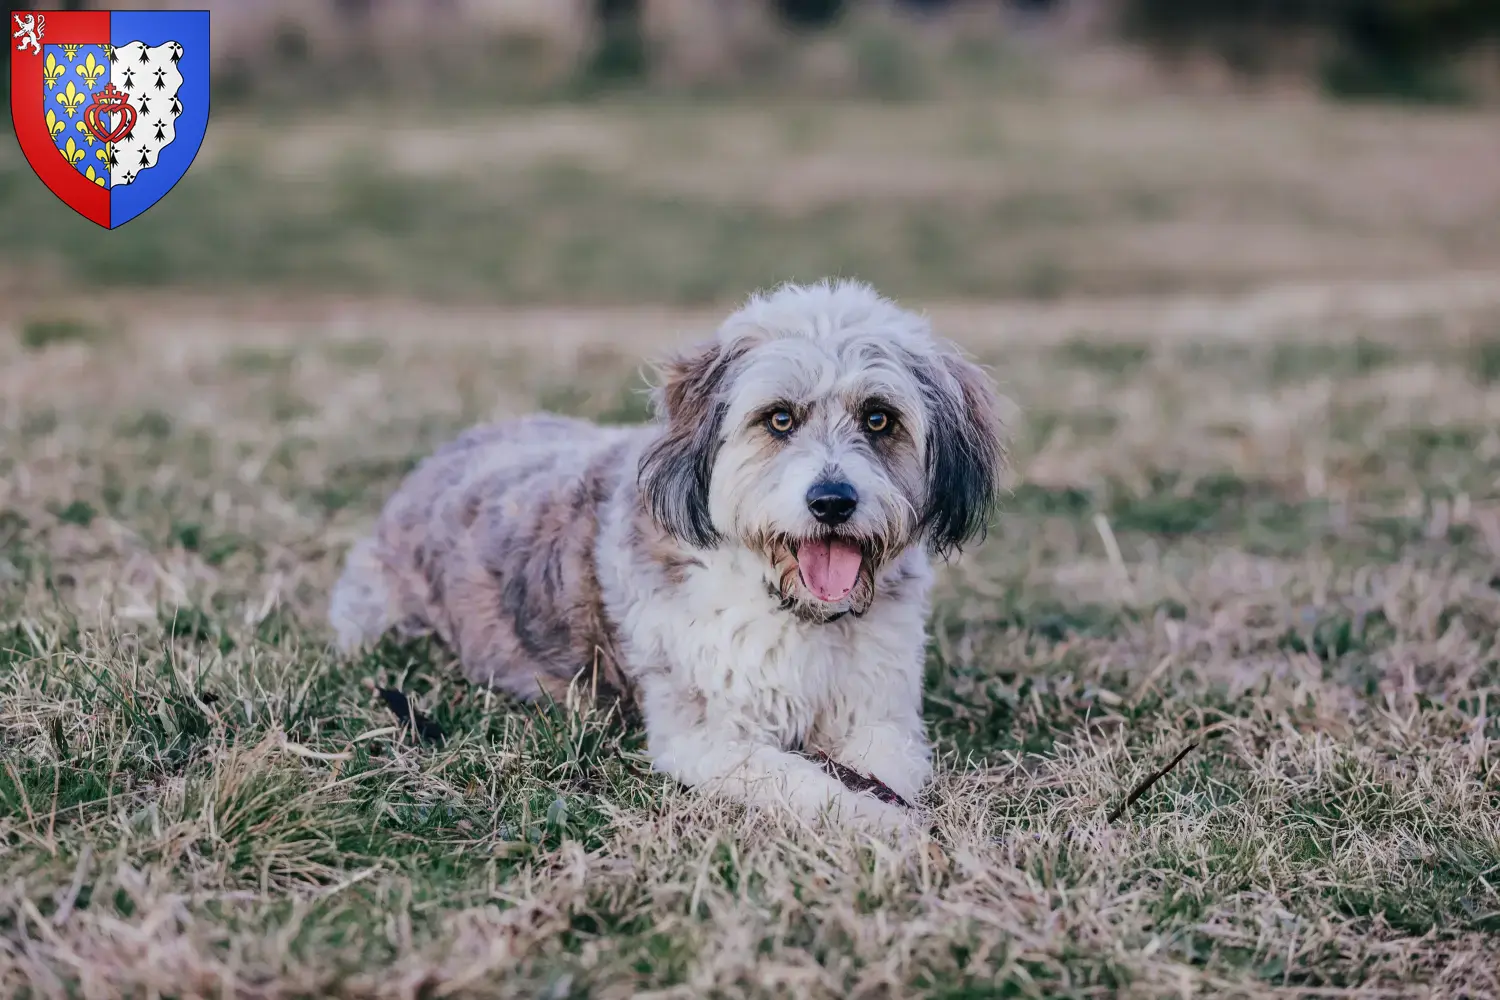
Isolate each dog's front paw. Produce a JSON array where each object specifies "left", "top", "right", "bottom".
[{"left": 834, "top": 790, "right": 927, "bottom": 842}]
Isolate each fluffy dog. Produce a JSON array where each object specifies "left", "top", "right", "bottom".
[{"left": 330, "top": 280, "right": 1005, "bottom": 832}]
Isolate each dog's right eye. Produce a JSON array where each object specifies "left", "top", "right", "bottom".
[{"left": 767, "top": 411, "right": 796, "bottom": 436}]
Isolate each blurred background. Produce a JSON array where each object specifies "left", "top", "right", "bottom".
[{"left": 4, "top": 0, "right": 1499, "bottom": 309}]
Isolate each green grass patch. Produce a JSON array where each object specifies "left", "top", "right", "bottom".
[
  {"left": 1267, "top": 338, "right": 1395, "bottom": 382},
  {"left": 19, "top": 316, "right": 104, "bottom": 350},
  {"left": 1055, "top": 338, "right": 1150, "bottom": 374},
  {"left": 1468, "top": 332, "right": 1500, "bottom": 384}
]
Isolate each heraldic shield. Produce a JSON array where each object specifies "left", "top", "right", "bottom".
[{"left": 11, "top": 9, "right": 209, "bottom": 229}]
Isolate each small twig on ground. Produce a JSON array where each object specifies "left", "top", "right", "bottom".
[
  {"left": 798, "top": 750, "right": 912, "bottom": 809},
  {"left": 377, "top": 688, "right": 447, "bottom": 745},
  {"left": 1107, "top": 742, "right": 1196, "bottom": 822}
]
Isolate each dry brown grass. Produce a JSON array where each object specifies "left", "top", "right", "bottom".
[{"left": 2, "top": 270, "right": 1499, "bottom": 997}]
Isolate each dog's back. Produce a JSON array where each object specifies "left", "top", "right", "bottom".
[{"left": 330, "top": 414, "right": 642, "bottom": 706}]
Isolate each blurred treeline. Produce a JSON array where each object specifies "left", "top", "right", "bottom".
[
  {"left": 4, "top": 0, "right": 1498, "bottom": 105},
  {"left": 1122, "top": 0, "right": 1500, "bottom": 103}
]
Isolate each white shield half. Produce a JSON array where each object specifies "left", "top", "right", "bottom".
[{"left": 109, "top": 40, "right": 184, "bottom": 187}]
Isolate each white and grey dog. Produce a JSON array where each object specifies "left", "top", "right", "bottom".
[{"left": 330, "top": 280, "right": 1005, "bottom": 832}]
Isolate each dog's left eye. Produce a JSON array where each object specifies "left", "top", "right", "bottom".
[
  {"left": 767, "top": 411, "right": 796, "bottom": 435},
  {"left": 865, "top": 411, "right": 891, "bottom": 434}
]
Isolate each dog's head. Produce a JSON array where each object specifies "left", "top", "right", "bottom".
[{"left": 639, "top": 280, "right": 1006, "bottom": 621}]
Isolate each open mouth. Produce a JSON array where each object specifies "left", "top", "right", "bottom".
[{"left": 792, "top": 536, "right": 865, "bottom": 603}]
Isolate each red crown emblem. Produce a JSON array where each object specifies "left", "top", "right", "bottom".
[{"left": 83, "top": 82, "right": 136, "bottom": 145}]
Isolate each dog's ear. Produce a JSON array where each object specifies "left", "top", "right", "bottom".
[
  {"left": 638, "top": 339, "right": 739, "bottom": 548},
  {"left": 918, "top": 348, "right": 1006, "bottom": 558}
]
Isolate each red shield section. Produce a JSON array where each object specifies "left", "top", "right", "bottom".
[{"left": 10, "top": 11, "right": 112, "bottom": 228}]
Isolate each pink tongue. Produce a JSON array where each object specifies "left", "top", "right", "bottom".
[{"left": 797, "top": 539, "right": 863, "bottom": 602}]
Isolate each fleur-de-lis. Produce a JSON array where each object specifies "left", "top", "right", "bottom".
[
  {"left": 95, "top": 143, "right": 113, "bottom": 168},
  {"left": 85, "top": 166, "right": 106, "bottom": 188},
  {"left": 104, "top": 43, "right": 115, "bottom": 63},
  {"left": 59, "top": 137, "right": 85, "bottom": 166},
  {"left": 46, "top": 110, "right": 65, "bottom": 141},
  {"left": 75, "top": 53, "right": 106, "bottom": 89},
  {"left": 56, "top": 82, "right": 86, "bottom": 118},
  {"left": 74, "top": 119, "right": 98, "bottom": 146},
  {"left": 61, "top": 44, "right": 82, "bottom": 62},
  {"left": 43, "top": 54, "right": 65, "bottom": 91}
]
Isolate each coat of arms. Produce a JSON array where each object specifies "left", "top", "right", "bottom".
[{"left": 10, "top": 9, "right": 209, "bottom": 229}]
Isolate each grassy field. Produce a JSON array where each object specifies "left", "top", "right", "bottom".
[
  {"left": 5, "top": 92, "right": 1500, "bottom": 306},
  {"left": 3, "top": 91, "right": 1500, "bottom": 997}
]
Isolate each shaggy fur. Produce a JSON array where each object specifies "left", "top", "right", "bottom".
[{"left": 330, "top": 280, "right": 1006, "bottom": 832}]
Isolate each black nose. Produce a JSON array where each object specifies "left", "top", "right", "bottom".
[{"left": 806, "top": 481, "right": 858, "bottom": 525}]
